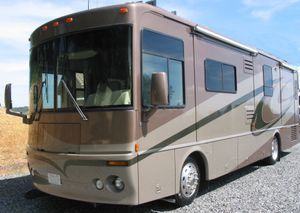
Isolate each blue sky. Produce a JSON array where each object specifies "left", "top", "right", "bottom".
[{"left": 1, "top": 0, "right": 300, "bottom": 107}]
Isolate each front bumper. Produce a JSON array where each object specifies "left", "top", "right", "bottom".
[{"left": 27, "top": 147, "right": 138, "bottom": 205}]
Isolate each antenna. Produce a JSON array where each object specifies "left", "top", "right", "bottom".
[{"left": 146, "top": 0, "right": 157, "bottom": 6}]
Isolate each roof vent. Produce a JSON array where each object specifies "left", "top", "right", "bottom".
[{"left": 146, "top": 0, "right": 157, "bottom": 6}]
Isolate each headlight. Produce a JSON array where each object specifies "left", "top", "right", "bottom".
[
  {"left": 113, "top": 177, "right": 125, "bottom": 191},
  {"left": 106, "top": 175, "right": 125, "bottom": 192},
  {"left": 95, "top": 179, "right": 104, "bottom": 190}
]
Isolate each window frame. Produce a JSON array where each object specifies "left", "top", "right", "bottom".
[
  {"left": 262, "top": 65, "right": 273, "bottom": 97},
  {"left": 141, "top": 28, "right": 186, "bottom": 109},
  {"left": 204, "top": 59, "right": 237, "bottom": 94}
]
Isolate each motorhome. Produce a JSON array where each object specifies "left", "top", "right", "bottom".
[{"left": 5, "top": 2, "right": 299, "bottom": 206}]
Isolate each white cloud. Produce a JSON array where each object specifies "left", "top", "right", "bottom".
[
  {"left": 0, "top": 60, "right": 28, "bottom": 74},
  {"left": 88, "top": 0, "right": 201, "bottom": 21},
  {"left": 0, "top": 60, "right": 29, "bottom": 107},
  {"left": 0, "top": 0, "right": 85, "bottom": 107},
  {"left": 0, "top": 1, "right": 74, "bottom": 19},
  {"left": 158, "top": 0, "right": 202, "bottom": 22},
  {"left": 242, "top": 0, "right": 300, "bottom": 21},
  {"left": 0, "top": 1, "right": 78, "bottom": 51}
]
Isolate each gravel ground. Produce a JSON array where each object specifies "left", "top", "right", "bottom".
[{"left": 1, "top": 143, "right": 300, "bottom": 213}]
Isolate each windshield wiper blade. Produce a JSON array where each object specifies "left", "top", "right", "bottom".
[{"left": 61, "top": 79, "right": 88, "bottom": 121}]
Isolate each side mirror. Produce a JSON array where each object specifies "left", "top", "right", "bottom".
[
  {"left": 4, "top": 83, "right": 31, "bottom": 124},
  {"left": 5, "top": 83, "right": 12, "bottom": 111},
  {"left": 151, "top": 72, "right": 169, "bottom": 106}
]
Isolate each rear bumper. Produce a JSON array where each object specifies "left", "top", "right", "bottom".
[{"left": 27, "top": 147, "right": 139, "bottom": 205}]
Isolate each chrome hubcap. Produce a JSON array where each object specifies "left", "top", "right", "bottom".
[
  {"left": 272, "top": 138, "right": 279, "bottom": 161},
  {"left": 180, "top": 162, "right": 199, "bottom": 198}
]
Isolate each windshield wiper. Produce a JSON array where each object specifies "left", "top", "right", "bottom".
[{"left": 60, "top": 79, "right": 88, "bottom": 121}]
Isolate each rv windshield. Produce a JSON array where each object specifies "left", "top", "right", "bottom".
[{"left": 29, "top": 25, "right": 132, "bottom": 111}]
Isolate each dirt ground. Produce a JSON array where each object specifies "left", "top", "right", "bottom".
[{"left": 0, "top": 108, "right": 28, "bottom": 177}]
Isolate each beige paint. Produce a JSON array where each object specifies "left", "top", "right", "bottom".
[
  {"left": 211, "top": 138, "right": 238, "bottom": 179},
  {"left": 238, "top": 132, "right": 273, "bottom": 167},
  {"left": 138, "top": 150, "right": 175, "bottom": 203}
]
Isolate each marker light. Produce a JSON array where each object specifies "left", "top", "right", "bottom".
[
  {"left": 135, "top": 143, "right": 139, "bottom": 152},
  {"left": 41, "top": 25, "right": 48, "bottom": 31},
  {"left": 107, "top": 161, "right": 128, "bottom": 166},
  {"left": 52, "top": 21, "right": 59, "bottom": 27},
  {"left": 119, "top": 7, "right": 129, "bottom": 13},
  {"left": 65, "top": 17, "right": 73, "bottom": 23}
]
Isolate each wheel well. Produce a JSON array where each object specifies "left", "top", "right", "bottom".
[
  {"left": 189, "top": 152, "right": 207, "bottom": 182},
  {"left": 274, "top": 132, "right": 282, "bottom": 152}
]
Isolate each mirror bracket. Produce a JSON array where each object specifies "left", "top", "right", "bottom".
[{"left": 142, "top": 106, "right": 157, "bottom": 123}]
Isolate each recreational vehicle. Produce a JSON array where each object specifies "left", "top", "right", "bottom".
[{"left": 5, "top": 2, "right": 299, "bottom": 206}]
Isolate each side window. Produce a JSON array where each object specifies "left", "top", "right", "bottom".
[
  {"left": 263, "top": 65, "right": 273, "bottom": 97},
  {"left": 205, "top": 59, "right": 237, "bottom": 93},
  {"left": 142, "top": 30, "right": 184, "bottom": 107}
]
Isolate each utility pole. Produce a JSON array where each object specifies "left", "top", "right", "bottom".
[{"left": 88, "top": 0, "right": 90, "bottom": 10}]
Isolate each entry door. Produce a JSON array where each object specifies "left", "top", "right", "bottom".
[{"left": 280, "top": 68, "right": 296, "bottom": 125}]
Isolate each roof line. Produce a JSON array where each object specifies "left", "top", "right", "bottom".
[
  {"left": 193, "top": 25, "right": 296, "bottom": 71},
  {"left": 280, "top": 62, "right": 297, "bottom": 71},
  {"left": 193, "top": 25, "right": 258, "bottom": 55}
]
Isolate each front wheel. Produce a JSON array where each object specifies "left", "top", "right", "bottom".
[
  {"left": 265, "top": 136, "right": 280, "bottom": 165},
  {"left": 175, "top": 157, "right": 200, "bottom": 207}
]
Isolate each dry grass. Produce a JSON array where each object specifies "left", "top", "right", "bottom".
[{"left": 0, "top": 108, "right": 29, "bottom": 176}]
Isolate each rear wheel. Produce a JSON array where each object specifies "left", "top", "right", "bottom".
[
  {"left": 265, "top": 136, "right": 280, "bottom": 165},
  {"left": 175, "top": 157, "right": 200, "bottom": 207}
]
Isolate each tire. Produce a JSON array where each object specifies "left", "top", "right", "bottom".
[
  {"left": 265, "top": 136, "right": 280, "bottom": 165},
  {"left": 175, "top": 157, "right": 200, "bottom": 207}
]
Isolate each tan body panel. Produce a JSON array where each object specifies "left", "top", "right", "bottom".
[
  {"left": 38, "top": 123, "right": 81, "bottom": 153},
  {"left": 138, "top": 150, "right": 175, "bottom": 203}
]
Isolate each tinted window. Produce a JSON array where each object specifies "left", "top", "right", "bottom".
[
  {"left": 222, "top": 64, "right": 236, "bottom": 92},
  {"left": 263, "top": 65, "right": 273, "bottom": 97},
  {"left": 30, "top": 25, "right": 132, "bottom": 110},
  {"left": 142, "top": 30, "right": 184, "bottom": 107},
  {"left": 143, "top": 30, "right": 184, "bottom": 60},
  {"left": 169, "top": 60, "right": 184, "bottom": 106},
  {"left": 205, "top": 60, "right": 222, "bottom": 91},
  {"left": 205, "top": 59, "right": 236, "bottom": 93}
]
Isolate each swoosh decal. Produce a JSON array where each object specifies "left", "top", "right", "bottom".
[
  {"left": 128, "top": 86, "right": 264, "bottom": 165},
  {"left": 32, "top": 154, "right": 67, "bottom": 176}
]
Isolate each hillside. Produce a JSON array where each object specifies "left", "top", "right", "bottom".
[{"left": 0, "top": 108, "right": 29, "bottom": 177}]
